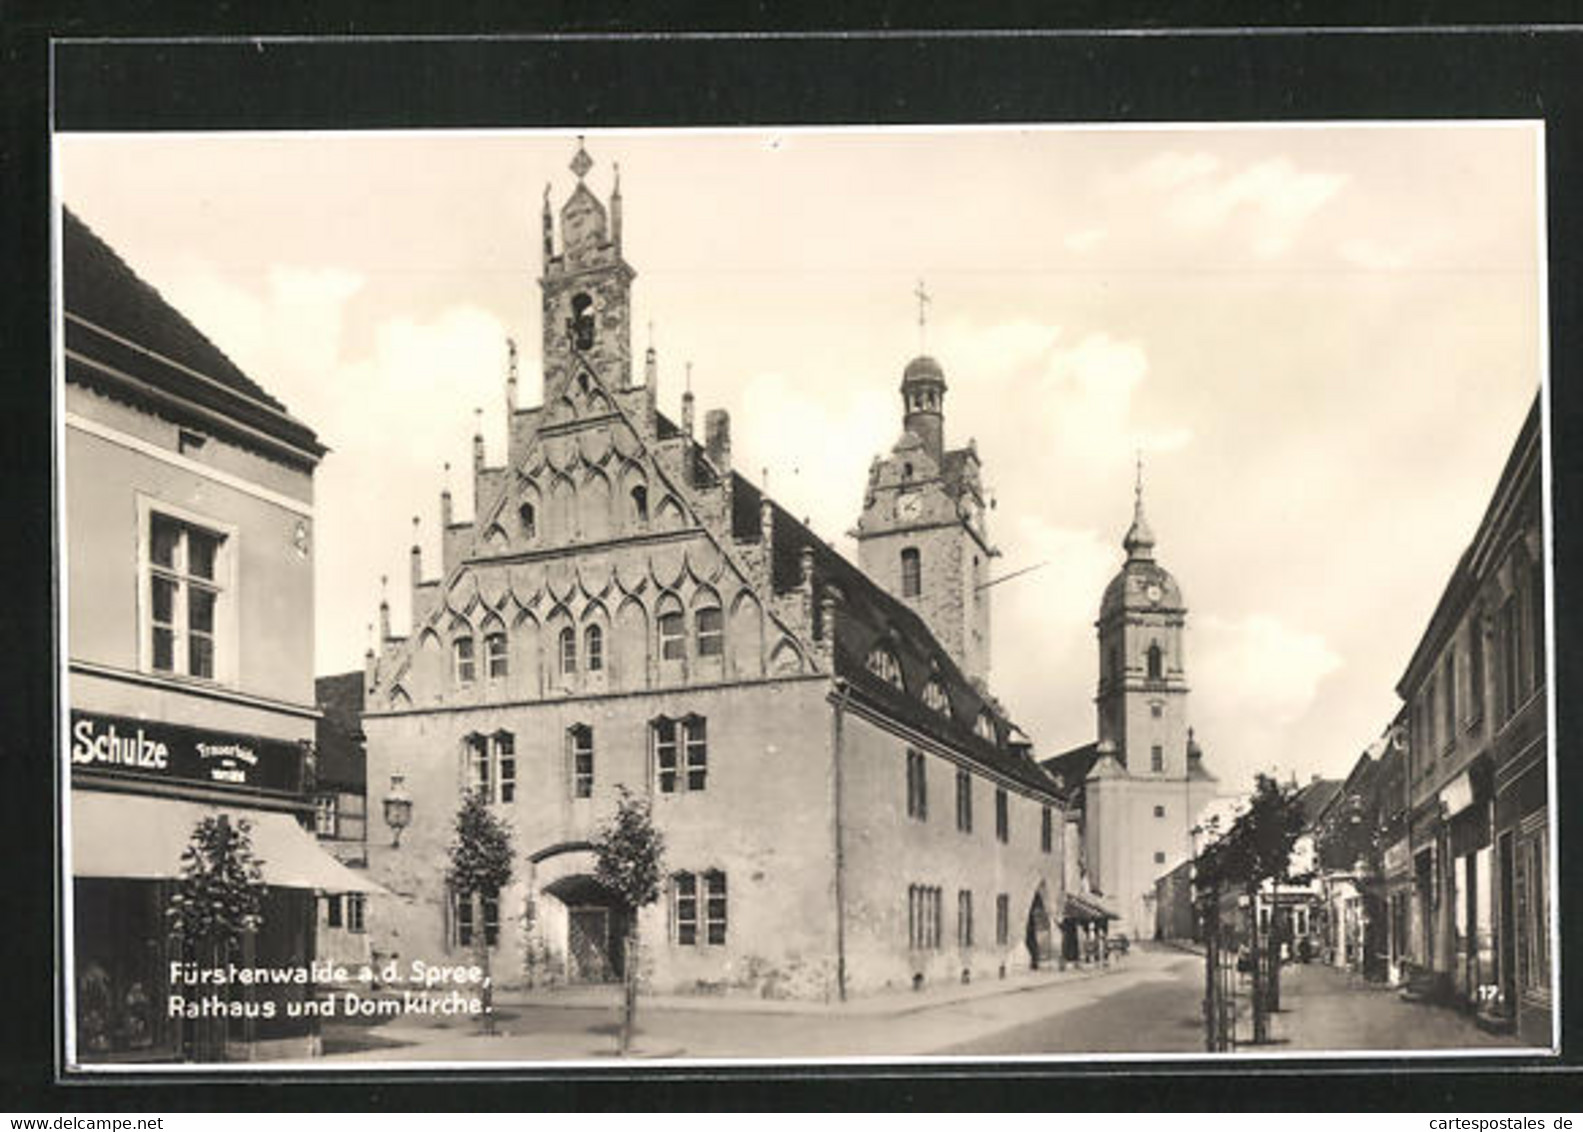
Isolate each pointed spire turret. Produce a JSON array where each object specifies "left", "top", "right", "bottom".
[
  {"left": 1123, "top": 451, "right": 1156, "bottom": 561},
  {"left": 506, "top": 337, "right": 519, "bottom": 413},
  {"left": 611, "top": 161, "right": 623, "bottom": 251}
]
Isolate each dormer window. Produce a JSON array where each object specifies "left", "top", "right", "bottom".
[
  {"left": 974, "top": 711, "right": 997, "bottom": 743},
  {"left": 867, "top": 646, "right": 903, "bottom": 690},
  {"left": 922, "top": 678, "right": 951, "bottom": 717}
]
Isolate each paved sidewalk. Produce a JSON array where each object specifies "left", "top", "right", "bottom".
[
  {"left": 1262, "top": 961, "right": 1530, "bottom": 1053},
  {"left": 314, "top": 948, "right": 1181, "bottom": 1063}
]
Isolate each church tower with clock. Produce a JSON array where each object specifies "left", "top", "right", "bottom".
[
  {"left": 1094, "top": 468, "right": 1191, "bottom": 776},
  {"left": 851, "top": 310, "right": 998, "bottom": 687}
]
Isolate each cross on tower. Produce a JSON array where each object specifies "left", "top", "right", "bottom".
[
  {"left": 1135, "top": 449, "right": 1144, "bottom": 501},
  {"left": 914, "top": 279, "right": 932, "bottom": 351}
]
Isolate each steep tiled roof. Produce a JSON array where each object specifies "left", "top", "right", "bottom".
[
  {"left": 1296, "top": 778, "right": 1344, "bottom": 827},
  {"left": 728, "top": 470, "right": 1061, "bottom": 800},
  {"left": 1040, "top": 741, "right": 1101, "bottom": 799},
  {"left": 314, "top": 671, "right": 366, "bottom": 790},
  {"left": 62, "top": 207, "right": 325, "bottom": 464}
]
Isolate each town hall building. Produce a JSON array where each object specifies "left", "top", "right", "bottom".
[{"left": 358, "top": 142, "right": 1067, "bottom": 1001}]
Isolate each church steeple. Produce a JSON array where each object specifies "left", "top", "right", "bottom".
[
  {"left": 1124, "top": 453, "right": 1156, "bottom": 561},
  {"left": 899, "top": 282, "right": 947, "bottom": 464}
]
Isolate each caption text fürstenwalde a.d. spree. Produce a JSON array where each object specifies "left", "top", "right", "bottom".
[{"left": 165, "top": 960, "right": 489, "bottom": 1020}]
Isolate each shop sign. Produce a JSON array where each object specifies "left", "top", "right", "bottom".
[
  {"left": 1383, "top": 837, "right": 1411, "bottom": 876},
  {"left": 1440, "top": 771, "right": 1475, "bottom": 817},
  {"left": 69, "top": 710, "right": 303, "bottom": 793}
]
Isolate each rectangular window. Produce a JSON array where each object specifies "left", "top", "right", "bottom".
[
  {"left": 1498, "top": 597, "right": 1519, "bottom": 723},
  {"left": 1529, "top": 560, "right": 1546, "bottom": 693},
  {"left": 315, "top": 794, "right": 338, "bottom": 837},
  {"left": 958, "top": 889, "right": 973, "bottom": 948},
  {"left": 696, "top": 608, "right": 724, "bottom": 657},
  {"left": 496, "top": 733, "right": 516, "bottom": 804},
  {"left": 570, "top": 725, "right": 594, "bottom": 798},
  {"left": 347, "top": 893, "right": 366, "bottom": 934},
  {"left": 655, "top": 718, "right": 679, "bottom": 794},
  {"left": 1154, "top": 804, "right": 1166, "bottom": 819},
  {"left": 654, "top": 716, "right": 708, "bottom": 794},
  {"left": 1468, "top": 610, "right": 1485, "bottom": 727},
  {"left": 659, "top": 611, "right": 685, "bottom": 660},
  {"left": 1041, "top": 805, "right": 1053, "bottom": 852},
  {"left": 1425, "top": 680, "right": 1438, "bottom": 753},
  {"left": 906, "top": 749, "right": 928, "bottom": 821},
  {"left": 1154, "top": 850, "right": 1167, "bottom": 865},
  {"left": 1442, "top": 652, "right": 1456, "bottom": 748},
  {"left": 995, "top": 788, "right": 1008, "bottom": 843},
  {"left": 996, "top": 894, "right": 1010, "bottom": 946},
  {"left": 956, "top": 769, "right": 973, "bottom": 833},
  {"left": 586, "top": 625, "right": 603, "bottom": 672},
  {"left": 559, "top": 627, "right": 577, "bottom": 675},
  {"left": 453, "top": 637, "right": 476, "bottom": 684},
  {"left": 685, "top": 717, "right": 708, "bottom": 791},
  {"left": 147, "top": 511, "right": 225, "bottom": 680},
  {"left": 901, "top": 548, "right": 921, "bottom": 598},
  {"left": 908, "top": 885, "right": 943, "bottom": 949},
  {"left": 1521, "top": 830, "right": 1549, "bottom": 994},
  {"left": 325, "top": 894, "right": 343, "bottom": 929},
  {"left": 452, "top": 890, "right": 499, "bottom": 949},
  {"left": 485, "top": 632, "right": 508, "bottom": 678},
  {"left": 468, "top": 733, "right": 490, "bottom": 796},
  {"left": 1151, "top": 744, "right": 1164, "bottom": 773},
  {"left": 705, "top": 871, "right": 727, "bottom": 945},
  {"left": 675, "top": 873, "right": 698, "bottom": 945}
]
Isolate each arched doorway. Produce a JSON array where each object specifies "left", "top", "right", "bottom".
[
  {"left": 1025, "top": 882, "right": 1053, "bottom": 970},
  {"left": 542, "top": 874, "right": 628, "bottom": 984}
]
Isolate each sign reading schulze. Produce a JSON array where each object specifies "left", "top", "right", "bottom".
[{"left": 69, "top": 710, "right": 305, "bottom": 794}]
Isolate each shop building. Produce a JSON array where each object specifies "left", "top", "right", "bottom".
[
  {"left": 1397, "top": 394, "right": 1550, "bottom": 1045},
  {"left": 359, "top": 143, "right": 1066, "bottom": 1000},
  {"left": 313, "top": 672, "right": 374, "bottom": 969},
  {"left": 62, "top": 209, "right": 375, "bottom": 1063}
]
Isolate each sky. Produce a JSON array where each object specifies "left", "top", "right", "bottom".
[{"left": 55, "top": 125, "right": 1544, "bottom": 796}]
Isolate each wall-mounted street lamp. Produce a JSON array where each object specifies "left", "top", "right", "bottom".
[{"left": 383, "top": 773, "right": 413, "bottom": 847}]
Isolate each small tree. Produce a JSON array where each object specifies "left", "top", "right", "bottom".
[
  {"left": 593, "top": 786, "right": 665, "bottom": 1055},
  {"left": 446, "top": 789, "right": 515, "bottom": 1035},
  {"left": 165, "top": 815, "right": 265, "bottom": 1060},
  {"left": 1196, "top": 774, "right": 1308, "bottom": 1044}
]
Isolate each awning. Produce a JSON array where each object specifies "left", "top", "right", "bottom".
[
  {"left": 71, "top": 791, "right": 385, "bottom": 894},
  {"left": 1061, "top": 891, "right": 1118, "bottom": 923}
]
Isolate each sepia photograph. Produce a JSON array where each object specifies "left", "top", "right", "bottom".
[{"left": 55, "top": 122, "right": 1554, "bottom": 1069}]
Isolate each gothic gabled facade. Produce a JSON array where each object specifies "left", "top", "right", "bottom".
[{"left": 359, "top": 143, "right": 1066, "bottom": 1001}]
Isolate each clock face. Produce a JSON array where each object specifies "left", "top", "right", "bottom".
[
  {"left": 896, "top": 492, "right": 922, "bottom": 521},
  {"left": 1145, "top": 582, "right": 1163, "bottom": 604}
]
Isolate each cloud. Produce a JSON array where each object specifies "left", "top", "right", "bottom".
[
  {"left": 1195, "top": 614, "right": 1342, "bottom": 725},
  {"left": 1138, "top": 152, "right": 1348, "bottom": 258},
  {"left": 1064, "top": 226, "right": 1108, "bottom": 252},
  {"left": 733, "top": 369, "right": 894, "bottom": 546},
  {"left": 1339, "top": 236, "right": 1409, "bottom": 271}
]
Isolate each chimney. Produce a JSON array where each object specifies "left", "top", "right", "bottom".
[
  {"left": 645, "top": 344, "right": 657, "bottom": 388},
  {"left": 379, "top": 574, "right": 391, "bottom": 643},
  {"left": 472, "top": 411, "right": 485, "bottom": 472},
  {"left": 800, "top": 544, "right": 816, "bottom": 635},
  {"left": 759, "top": 495, "right": 774, "bottom": 547},
  {"left": 705, "top": 409, "right": 732, "bottom": 476}
]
